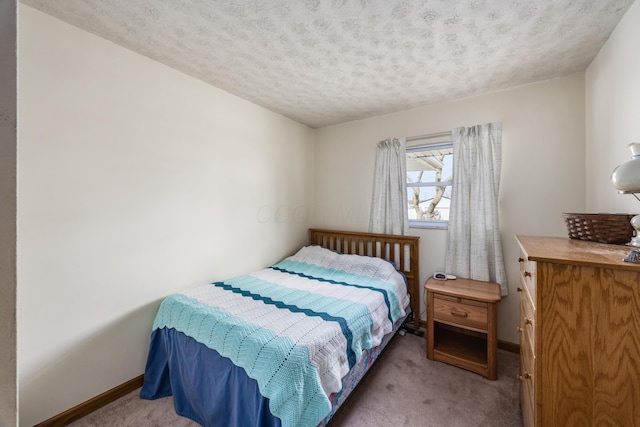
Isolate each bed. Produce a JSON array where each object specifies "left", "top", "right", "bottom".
[{"left": 140, "top": 229, "right": 420, "bottom": 427}]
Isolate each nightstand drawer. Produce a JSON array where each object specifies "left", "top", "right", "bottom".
[{"left": 433, "top": 294, "right": 488, "bottom": 331}]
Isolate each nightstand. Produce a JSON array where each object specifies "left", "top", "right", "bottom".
[{"left": 425, "top": 277, "right": 501, "bottom": 380}]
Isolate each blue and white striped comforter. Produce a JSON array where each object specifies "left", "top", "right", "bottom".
[{"left": 151, "top": 245, "right": 409, "bottom": 427}]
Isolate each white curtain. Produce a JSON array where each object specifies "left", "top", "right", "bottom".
[
  {"left": 369, "top": 138, "right": 409, "bottom": 235},
  {"left": 445, "top": 123, "right": 508, "bottom": 295}
]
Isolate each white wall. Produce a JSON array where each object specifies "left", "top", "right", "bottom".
[
  {"left": 314, "top": 74, "right": 586, "bottom": 345},
  {"left": 18, "top": 6, "right": 314, "bottom": 426},
  {"left": 0, "top": 1, "right": 17, "bottom": 426},
  {"left": 586, "top": 0, "right": 640, "bottom": 213}
]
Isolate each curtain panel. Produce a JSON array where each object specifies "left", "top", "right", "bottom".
[
  {"left": 445, "top": 123, "right": 508, "bottom": 295},
  {"left": 369, "top": 138, "right": 409, "bottom": 235}
]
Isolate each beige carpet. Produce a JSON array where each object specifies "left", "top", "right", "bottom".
[{"left": 69, "top": 333, "right": 522, "bottom": 427}]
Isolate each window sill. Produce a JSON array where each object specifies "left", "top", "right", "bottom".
[{"left": 409, "top": 220, "right": 449, "bottom": 230}]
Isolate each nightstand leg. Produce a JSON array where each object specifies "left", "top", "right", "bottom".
[
  {"left": 426, "top": 291, "right": 434, "bottom": 360},
  {"left": 487, "top": 301, "right": 498, "bottom": 380}
]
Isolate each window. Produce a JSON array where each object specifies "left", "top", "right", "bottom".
[{"left": 406, "top": 141, "right": 453, "bottom": 229}]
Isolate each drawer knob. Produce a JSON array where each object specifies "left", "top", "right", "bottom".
[
  {"left": 516, "top": 326, "right": 523, "bottom": 333},
  {"left": 518, "top": 257, "right": 524, "bottom": 263},
  {"left": 517, "top": 373, "right": 532, "bottom": 381},
  {"left": 525, "top": 318, "right": 533, "bottom": 325},
  {"left": 517, "top": 287, "right": 522, "bottom": 293},
  {"left": 524, "top": 271, "right": 532, "bottom": 278},
  {"left": 450, "top": 310, "right": 468, "bottom": 318}
]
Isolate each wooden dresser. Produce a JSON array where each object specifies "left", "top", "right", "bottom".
[{"left": 516, "top": 235, "right": 640, "bottom": 426}]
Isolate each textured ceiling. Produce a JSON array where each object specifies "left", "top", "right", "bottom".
[{"left": 21, "top": 0, "right": 635, "bottom": 128}]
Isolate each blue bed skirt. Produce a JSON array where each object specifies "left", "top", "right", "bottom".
[
  {"left": 140, "top": 327, "right": 281, "bottom": 427},
  {"left": 140, "top": 314, "right": 408, "bottom": 427}
]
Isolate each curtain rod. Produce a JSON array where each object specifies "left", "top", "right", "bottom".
[{"left": 406, "top": 130, "right": 452, "bottom": 142}]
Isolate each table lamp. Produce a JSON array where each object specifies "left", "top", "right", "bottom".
[{"left": 611, "top": 142, "right": 640, "bottom": 262}]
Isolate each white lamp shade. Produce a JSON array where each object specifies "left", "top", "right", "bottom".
[{"left": 612, "top": 142, "right": 640, "bottom": 193}]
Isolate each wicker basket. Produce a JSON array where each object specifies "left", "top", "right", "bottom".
[{"left": 562, "top": 213, "right": 636, "bottom": 244}]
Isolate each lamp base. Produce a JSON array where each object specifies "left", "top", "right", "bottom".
[
  {"left": 623, "top": 249, "right": 640, "bottom": 263},
  {"left": 625, "top": 214, "right": 640, "bottom": 262},
  {"left": 628, "top": 214, "right": 640, "bottom": 248}
]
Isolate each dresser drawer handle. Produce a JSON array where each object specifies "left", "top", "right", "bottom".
[
  {"left": 450, "top": 310, "right": 468, "bottom": 318},
  {"left": 517, "top": 287, "right": 522, "bottom": 293},
  {"left": 516, "top": 326, "right": 523, "bottom": 333},
  {"left": 525, "top": 318, "right": 533, "bottom": 325},
  {"left": 524, "top": 271, "right": 532, "bottom": 278},
  {"left": 517, "top": 373, "right": 532, "bottom": 381},
  {"left": 518, "top": 257, "right": 524, "bottom": 263}
]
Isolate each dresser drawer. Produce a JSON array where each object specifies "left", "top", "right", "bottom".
[
  {"left": 433, "top": 294, "right": 488, "bottom": 331},
  {"left": 519, "top": 282, "right": 536, "bottom": 353},
  {"left": 520, "top": 330, "right": 535, "bottom": 384},
  {"left": 519, "top": 249, "right": 537, "bottom": 301},
  {"left": 520, "top": 338, "right": 535, "bottom": 427}
]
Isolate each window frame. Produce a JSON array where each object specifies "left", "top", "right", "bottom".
[{"left": 406, "top": 141, "right": 453, "bottom": 230}]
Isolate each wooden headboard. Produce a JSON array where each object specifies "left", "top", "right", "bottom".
[{"left": 309, "top": 228, "right": 421, "bottom": 329}]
